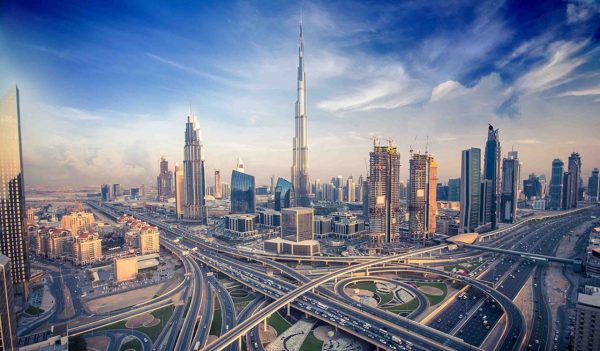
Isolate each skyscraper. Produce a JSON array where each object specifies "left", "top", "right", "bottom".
[
  {"left": 0, "top": 86, "right": 30, "bottom": 289},
  {"left": 483, "top": 125, "right": 501, "bottom": 229},
  {"left": 549, "top": 159, "right": 564, "bottom": 210},
  {"left": 568, "top": 152, "right": 582, "bottom": 208},
  {"left": 281, "top": 207, "right": 314, "bottom": 242},
  {"left": 101, "top": 184, "right": 111, "bottom": 202},
  {"left": 448, "top": 178, "right": 461, "bottom": 201},
  {"left": 214, "top": 170, "right": 222, "bottom": 199},
  {"left": 274, "top": 178, "right": 295, "bottom": 211},
  {"left": 291, "top": 21, "right": 311, "bottom": 207},
  {"left": 112, "top": 183, "right": 123, "bottom": 198},
  {"left": 588, "top": 168, "right": 599, "bottom": 202},
  {"left": 562, "top": 172, "right": 573, "bottom": 210},
  {"left": 183, "top": 114, "right": 207, "bottom": 224},
  {"left": 231, "top": 169, "right": 255, "bottom": 214},
  {"left": 156, "top": 156, "right": 173, "bottom": 200},
  {"left": 500, "top": 152, "right": 520, "bottom": 223},
  {"left": 368, "top": 139, "right": 401, "bottom": 243},
  {"left": 460, "top": 148, "right": 481, "bottom": 233},
  {"left": 346, "top": 176, "right": 355, "bottom": 202},
  {"left": 408, "top": 153, "right": 438, "bottom": 240},
  {"left": 0, "top": 254, "right": 16, "bottom": 351},
  {"left": 174, "top": 164, "right": 184, "bottom": 219}
]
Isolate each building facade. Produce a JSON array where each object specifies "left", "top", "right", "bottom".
[
  {"left": 408, "top": 153, "right": 438, "bottom": 240},
  {"left": 281, "top": 207, "right": 314, "bottom": 242},
  {"left": 274, "top": 178, "right": 295, "bottom": 211},
  {"left": 549, "top": 159, "right": 564, "bottom": 209},
  {"left": 573, "top": 284, "right": 600, "bottom": 351},
  {"left": 448, "top": 178, "right": 461, "bottom": 201},
  {"left": 0, "top": 86, "right": 30, "bottom": 288},
  {"left": 568, "top": 152, "right": 582, "bottom": 208},
  {"left": 156, "top": 156, "right": 173, "bottom": 200},
  {"left": 214, "top": 170, "right": 222, "bottom": 199},
  {"left": 368, "top": 140, "right": 401, "bottom": 243},
  {"left": 0, "top": 255, "right": 16, "bottom": 351},
  {"left": 500, "top": 152, "right": 520, "bottom": 223},
  {"left": 483, "top": 125, "right": 501, "bottom": 229},
  {"left": 460, "top": 148, "right": 481, "bottom": 233},
  {"left": 231, "top": 170, "right": 256, "bottom": 214},
  {"left": 101, "top": 184, "right": 111, "bottom": 201},
  {"left": 114, "top": 256, "right": 138, "bottom": 282},
  {"left": 588, "top": 168, "right": 599, "bottom": 202},
  {"left": 174, "top": 163, "right": 184, "bottom": 219},
  {"left": 183, "top": 114, "right": 207, "bottom": 223},
  {"left": 72, "top": 232, "right": 102, "bottom": 265},
  {"left": 291, "top": 22, "right": 311, "bottom": 207},
  {"left": 60, "top": 211, "right": 94, "bottom": 234}
]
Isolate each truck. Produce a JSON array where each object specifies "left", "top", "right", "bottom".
[
  {"left": 392, "top": 335, "right": 402, "bottom": 344},
  {"left": 193, "top": 341, "right": 201, "bottom": 351}
]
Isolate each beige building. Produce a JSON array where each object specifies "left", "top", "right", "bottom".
[
  {"left": 264, "top": 237, "right": 320, "bottom": 256},
  {"left": 120, "top": 215, "right": 160, "bottom": 254},
  {"left": 44, "top": 228, "right": 72, "bottom": 259},
  {"left": 72, "top": 232, "right": 102, "bottom": 265},
  {"left": 281, "top": 207, "right": 314, "bottom": 242},
  {"left": 114, "top": 256, "right": 138, "bottom": 282},
  {"left": 139, "top": 227, "right": 160, "bottom": 254},
  {"left": 60, "top": 211, "right": 95, "bottom": 234}
]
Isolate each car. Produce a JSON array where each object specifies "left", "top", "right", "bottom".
[{"left": 144, "top": 338, "right": 148, "bottom": 343}]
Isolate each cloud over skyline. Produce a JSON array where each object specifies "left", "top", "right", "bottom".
[{"left": 1, "top": 1, "right": 599, "bottom": 188}]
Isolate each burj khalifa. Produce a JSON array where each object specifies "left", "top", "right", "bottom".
[{"left": 291, "top": 21, "right": 311, "bottom": 207}]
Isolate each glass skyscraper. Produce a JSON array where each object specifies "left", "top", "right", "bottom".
[
  {"left": 483, "top": 125, "right": 501, "bottom": 229},
  {"left": 500, "top": 152, "right": 520, "bottom": 223},
  {"left": 460, "top": 148, "right": 481, "bottom": 233},
  {"left": 0, "top": 86, "right": 30, "bottom": 289},
  {"left": 183, "top": 114, "right": 207, "bottom": 223},
  {"left": 274, "top": 178, "right": 295, "bottom": 211},
  {"left": 0, "top": 254, "right": 15, "bottom": 351},
  {"left": 549, "top": 159, "right": 564, "bottom": 210},
  {"left": 231, "top": 170, "right": 255, "bottom": 214}
]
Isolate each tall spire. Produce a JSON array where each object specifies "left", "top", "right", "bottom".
[{"left": 292, "top": 18, "right": 310, "bottom": 207}]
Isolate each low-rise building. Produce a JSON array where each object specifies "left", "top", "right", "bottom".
[
  {"left": 263, "top": 237, "right": 320, "bottom": 256},
  {"left": 224, "top": 214, "right": 259, "bottom": 239},
  {"left": 114, "top": 256, "right": 138, "bottom": 282},
  {"left": 573, "top": 284, "right": 600, "bottom": 350},
  {"left": 257, "top": 210, "right": 281, "bottom": 228},
  {"left": 313, "top": 216, "right": 333, "bottom": 238}
]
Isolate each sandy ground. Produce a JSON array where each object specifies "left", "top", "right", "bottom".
[
  {"left": 86, "top": 283, "right": 166, "bottom": 314},
  {"left": 259, "top": 325, "right": 277, "bottom": 344},
  {"left": 59, "top": 276, "right": 75, "bottom": 319},
  {"left": 125, "top": 313, "right": 154, "bottom": 328},
  {"left": 418, "top": 286, "right": 444, "bottom": 296},
  {"left": 86, "top": 335, "right": 110, "bottom": 351},
  {"left": 265, "top": 320, "right": 313, "bottom": 351},
  {"left": 502, "top": 274, "right": 534, "bottom": 349},
  {"left": 344, "top": 288, "right": 377, "bottom": 307},
  {"left": 314, "top": 325, "right": 334, "bottom": 341}
]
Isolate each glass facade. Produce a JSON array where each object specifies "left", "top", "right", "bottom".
[
  {"left": 231, "top": 170, "right": 255, "bottom": 214},
  {"left": 549, "top": 159, "right": 564, "bottom": 209},
  {"left": 0, "top": 87, "right": 30, "bottom": 286},
  {"left": 274, "top": 178, "right": 295, "bottom": 211},
  {"left": 460, "top": 148, "right": 481, "bottom": 233},
  {"left": 0, "top": 255, "right": 15, "bottom": 351}
]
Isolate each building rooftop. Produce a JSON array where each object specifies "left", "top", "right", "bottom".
[{"left": 446, "top": 232, "right": 480, "bottom": 245}]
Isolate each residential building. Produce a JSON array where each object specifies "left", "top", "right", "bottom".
[
  {"left": 408, "top": 153, "right": 438, "bottom": 240},
  {"left": 60, "top": 211, "right": 94, "bottom": 234},
  {"left": 72, "top": 232, "right": 102, "bottom": 265},
  {"left": 156, "top": 156, "right": 173, "bottom": 200},
  {"left": 0, "top": 254, "right": 16, "bottom": 351},
  {"left": 573, "top": 283, "right": 600, "bottom": 351}
]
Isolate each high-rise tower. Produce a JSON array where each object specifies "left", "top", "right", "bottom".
[
  {"left": 156, "top": 156, "right": 173, "bottom": 200},
  {"left": 549, "top": 159, "right": 564, "bottom": 210},
  {"left": 0, "top": 86, "right": 30, "bottom": 291},
  {"left": 568, "top": 152, "right": 581, "bottom": 208},
  {"left": 408, "top": 153, "right": 438, "bottom": 240},
  {"left": 174, "top": 164, "right": 184, "bottom": 219},
  {"left": 500, "top": 151, "right": 520, "bottom": 223},
  {"left": 368, "top": 139, "right": 401, "bottom": 243},
  {"left": 460, "top": 148, "right": 481, "bottom": 233},
  {"left": 214, "top": 170, "right": 222, "bottom": 199},
  {"left": 483, "top": 124, "right": 501, "bottom": 229},
  {"left": 291, "top": 21, "right": 311, "bottom": 207},
  {"left": 183, "top": 113, "right": 207, "bottom": 224}
]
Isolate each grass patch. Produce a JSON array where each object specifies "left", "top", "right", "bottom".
[
  {"left": 119, "top": 338, "right": 142, "bottom": 351},
  {"left": 416, "top": 282, "right": 448, "bottom": 305},
  {"left": 25, "top": 305, "right": 45, "bottom": 316},
  {"left": 210, "top": 308, "right": 222, "bottom": 336},
  {"left": 94, "top": 305, "right": 173, "bottom": 342},
  {"left": 347, "top": 281, "right": 393, "bottom": 305},
  {"left": 383, "top": 298, "right": 420, "bottom": 313},
  {"left": 299, "top": 331, "right": 323, "bottom": 351},
  {"left": 268, "top": 312, "right": 291, "bottom": 335}
]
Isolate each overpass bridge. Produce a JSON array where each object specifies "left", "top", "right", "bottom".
[{"left": 463, "top": 244, "right": 580, "bottom": 266}]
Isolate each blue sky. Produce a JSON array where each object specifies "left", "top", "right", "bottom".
[{"left": 1, "top": 0, "right": 599, "bottom": 187}]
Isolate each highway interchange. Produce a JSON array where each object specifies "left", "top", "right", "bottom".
[{"left": 73, "top": 201, "right": 599, "bottom": 351}]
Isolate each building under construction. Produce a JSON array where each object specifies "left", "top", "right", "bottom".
[{"left": 408, "top": 152, "right": 438, "bottom": 241}]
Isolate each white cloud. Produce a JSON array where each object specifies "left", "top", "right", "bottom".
[
  {"left": 430, "top": 80, "right": 464, "bottom": 102},
  {"left": 559, "top": 85, "right": 600, "bottom": 96},
  {"left": 567, "top": 2, "right": 600, "bottom": 24}
]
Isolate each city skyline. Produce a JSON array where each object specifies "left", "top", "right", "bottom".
[{"left": 1, "top": 1, "right": 600, "bottom": 188}]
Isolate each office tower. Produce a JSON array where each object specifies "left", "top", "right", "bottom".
[
  {"left": 183, "top": 114, "right": 207, "bottom": 224},
  {"left": 568, "top": 152, "right": 582, "bottom": 208},
  {"left": 274, "top": 178, "right": 295, "bottom": 211},
  {"left": 281, "top": 207, "right": 314, "bottom": 242},
  {"left": 368, "top": 139, "right": 401, "bottom": 243},
  {"left": 346, "top": 176, "right": 355, "bottom": 202},
  {"left": 483, "top": 125, "right": 501, "bottom": 229},
  {"left": 291, "top": 21, "right": 311, "bottom": 207},
  {"left": 436, "top": 184, "right": 448, "bottom": 201},
  {"left": 130, "top": 187, "right": 140, "bottom": 199},
  {"left": 447, "top": 178, "right": 461, "bottom": 201},
  {"left": 100, "top": 184, "right": 111, "bottom": 202},
  {"left": 588, "top": 168, "right": 599, "bottom": 202},
  {"left": 0, "top": 255, "right": 16, "bottom": 351},
  {"left": 72, "top": 232, "right": 102, "bottom": 265},
  {"left": 399, "top": 180, "right": 407, "bottom": 200},
  {"left": 500, "top": 153, "right": 520, "bottom": 223},
  {"left": 156, "top": 156, "right": 173, "bottom": 200},
  {"left": 235, "top": 157, "right": 244, "bottom": 173},
  {"left": 313, "top": 179, "right": 321, "bottom": 200},
  {"left": 460, "top": 148, "right": 481, "bottom": 233},
  {"left": 562, "top": 172, "right": 573, "bottom": 210},
  {"left": 549, "top": 159, "right": 564, "bottom": 209},
  {"left": 214, "top": 170, "right": 222, "bottom": 199},
  {"left": 174, "top": 164, "right": 184, "bottom": 219},
  {"left": 479, "top": 179, "right": 492, "bottom": 225},
  {"left": 523, "top": 174, "right": 543, "bottom": 200},
  {"left": 408, "top": 153, "right": 438, "bottom": 240},
  {"left": 231, "top": 169, "right": 255, "bottom": 214},
  {"left": 112, "top": 183, "right": 123, "bottom": 198},
  {"left": 0, "top": 86, "right": 30, "bottom": 289}
]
